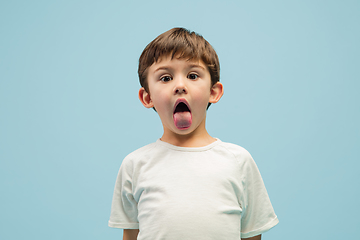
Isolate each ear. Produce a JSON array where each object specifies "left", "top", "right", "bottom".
[
  {"left": 139, "top": 87, "right": 154, "bottom": 108},
  {"left": 209, "top": 82, "right": 224, "bottom": 103}
]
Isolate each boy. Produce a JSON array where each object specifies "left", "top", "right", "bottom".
[{"left": 109, "top": 28, "right": 278, "bottom": 240}]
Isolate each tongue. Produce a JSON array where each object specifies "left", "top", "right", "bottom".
[{"left": 173, "top": 111, "right": 192, "bottom": 129}]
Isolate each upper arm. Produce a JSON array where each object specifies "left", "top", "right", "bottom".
[
  {"left": 242, "top": 234, "right": 261, "bottom": 240},
  {"left": 123, "top": 229, "right": 139, "bottom": 240}
]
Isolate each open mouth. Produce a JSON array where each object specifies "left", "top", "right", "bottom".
[
  {"left": 174, "top": 102, "right": 190, "bottom": 113},
  {"left": 173, "top": 99, "right": 192, "bottom": 130}
]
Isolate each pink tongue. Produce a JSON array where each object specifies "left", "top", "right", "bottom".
[{"left": 173, "top": 112, "right": 192, "bottom": 129}]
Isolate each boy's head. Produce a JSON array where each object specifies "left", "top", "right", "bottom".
[
  {"left": 138, "top": 27, "right": 220, "bottom": 95},
  {"left": 137, "top": 28, "right": 223, "bottom": 138}
]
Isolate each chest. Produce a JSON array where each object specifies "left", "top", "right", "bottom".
[{"left": 132, "top": 151, "right": 243, "bottom": 211}]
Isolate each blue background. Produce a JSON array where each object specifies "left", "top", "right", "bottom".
[{"left": 1, "top": 0, "right": 359, "bottom": 239}]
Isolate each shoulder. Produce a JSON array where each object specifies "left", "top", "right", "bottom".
[
  {"left": 213, "top": 140, "right": 261, "bottom": 174},
  {"left": 121, "top": 141, "right": 158, "bottom": 167},
  {"left": 126, "top": 141, "right": 157, "bottom": 158},
  {"left": 216, "top": 140, "right": 253, "bottom": 163}
]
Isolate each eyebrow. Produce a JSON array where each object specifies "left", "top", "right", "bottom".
[
  {"left": 154, "top": 64, "right": 205, "bottom": 73},
  {"left": 188, "top": 64, "right": 205, "bottom": 70},
  {"left": 154, "top": 67, "right": 171, "bottom": 73}
]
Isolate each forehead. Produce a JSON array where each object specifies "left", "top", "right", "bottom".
[{"left": 149, "top": 55, "right": 207, "bottom": 73}]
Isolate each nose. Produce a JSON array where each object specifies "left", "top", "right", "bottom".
[
  {"left": 173, "top": 77, "right": 187, "bottom": 94},
  {"left": 175, "top": 88, "right": 186, "bottom": 94}
]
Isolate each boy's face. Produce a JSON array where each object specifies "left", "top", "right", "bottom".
[{"left": 139, "top": 55, "right": 223, "bottom": 137}]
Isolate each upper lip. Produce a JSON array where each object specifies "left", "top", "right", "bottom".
[{"left": 173, "top": 98, "right": 191, "bottom": 113}]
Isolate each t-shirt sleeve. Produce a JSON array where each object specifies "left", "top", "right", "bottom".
[
  {"left": 108, "top": 158, "right": 139, "bottom": 229},
  {"left": 239, "top": 153, "right": 279, "bottom": 238}
]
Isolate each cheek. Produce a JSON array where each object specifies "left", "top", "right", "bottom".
[
  {"left": 192, "top": 92, "right": 211, "bottom": 115},
  {"left": 151, "top": 92, "right": 172, "bottom": 112},
  {"left": 193, "top": 88, "right": 211, "bottom": 104}
]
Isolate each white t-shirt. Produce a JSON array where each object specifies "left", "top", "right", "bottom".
[{"left": 109, "top": 139, "right": 278, "bottom": 239}]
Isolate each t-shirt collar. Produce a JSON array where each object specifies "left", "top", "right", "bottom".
[{"left": 155, "top": 138, "right": 221, "bottom": 152}]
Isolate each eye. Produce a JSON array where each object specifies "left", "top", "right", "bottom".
[
  {"left": 160, "top": 75, "right": 172, "bottom": 82},
  {"left": 188, "top": 73, "right": 198, "bottom": 80}
]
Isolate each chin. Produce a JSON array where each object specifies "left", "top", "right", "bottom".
[{"left": 173, "top": 125, "right": 197, "bottom": 135}]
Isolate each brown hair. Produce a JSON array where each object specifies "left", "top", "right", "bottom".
[{"left": 138, "top": 27, "right": 220, "bottom": 93}]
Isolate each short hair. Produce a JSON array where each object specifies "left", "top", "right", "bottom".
[{"left": 138, "top": 27, "right": 220, "bottom": 93}]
